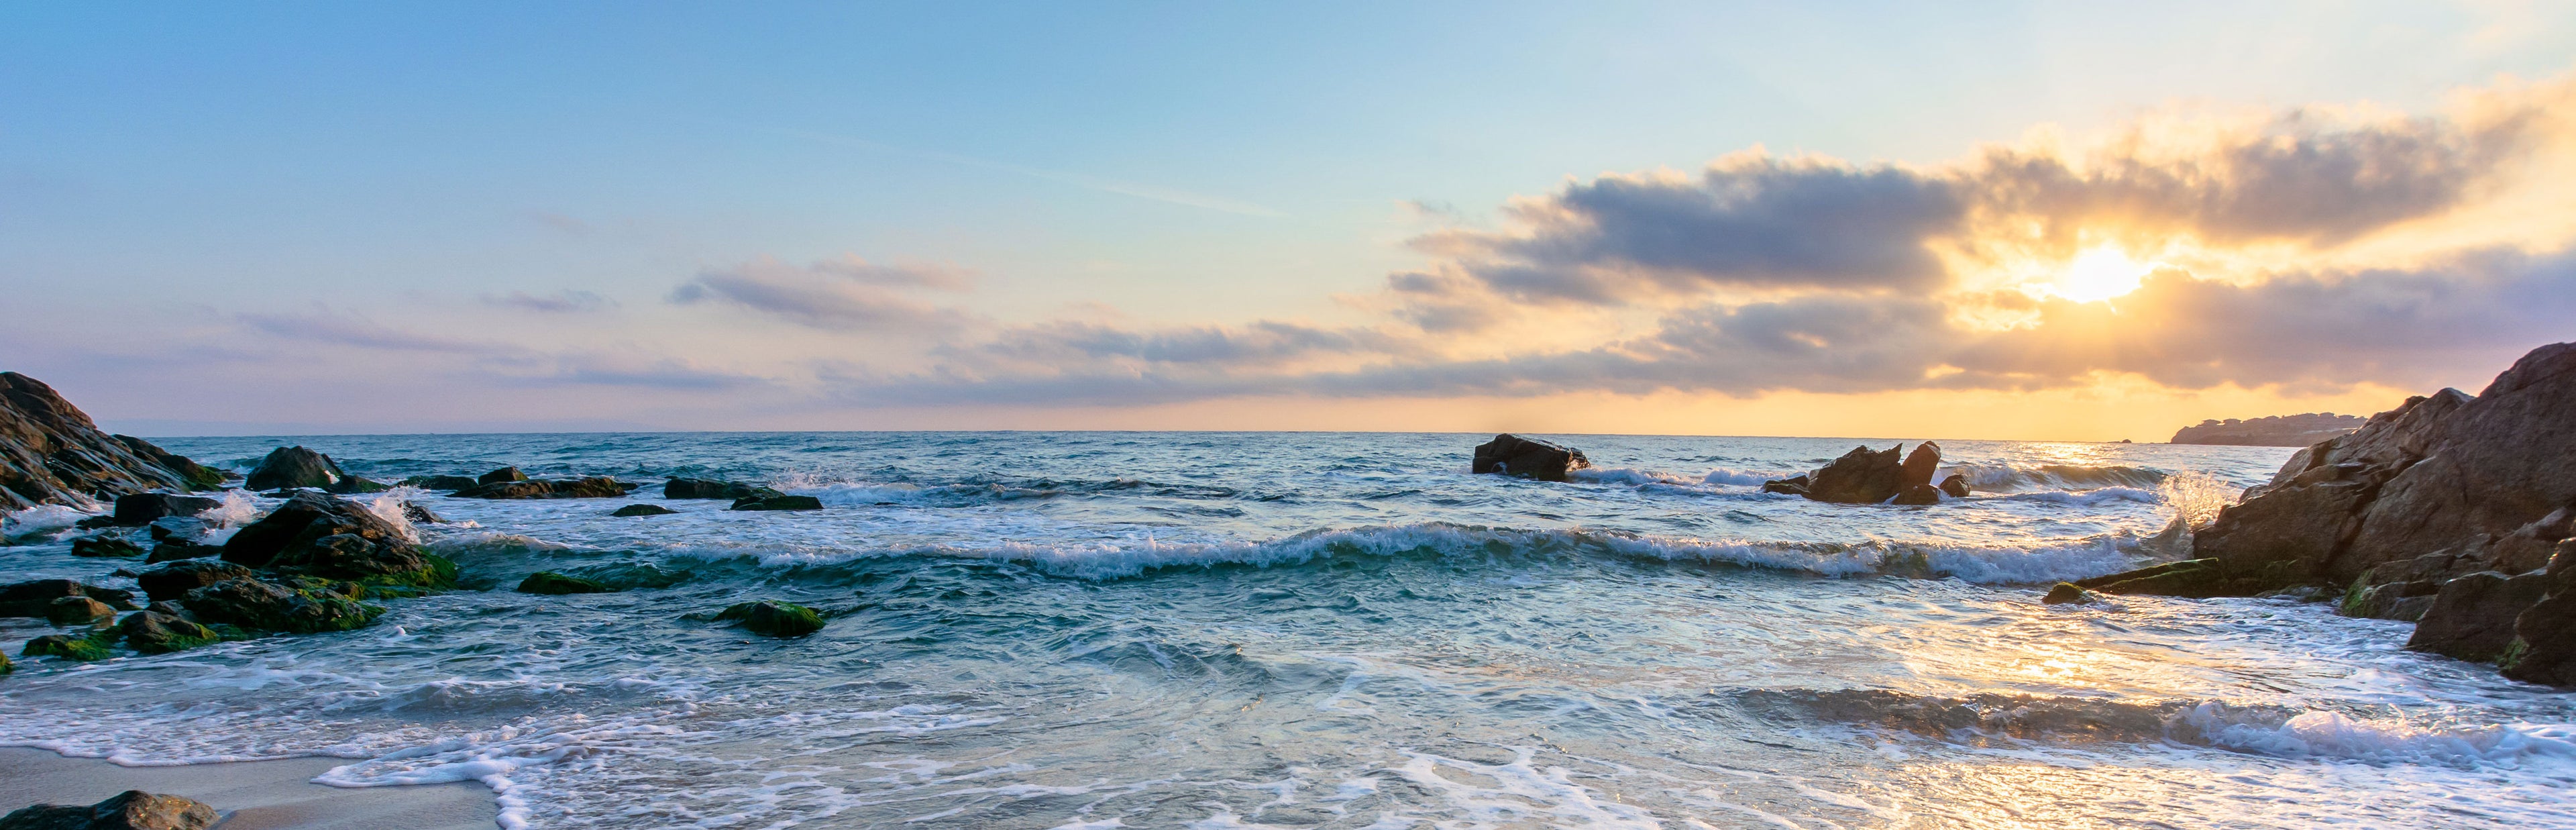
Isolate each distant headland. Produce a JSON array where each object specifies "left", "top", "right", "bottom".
[{"left": 2169, "top": 413, "right": 2366, "bottom": 446}]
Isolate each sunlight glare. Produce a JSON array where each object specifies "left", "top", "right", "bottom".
[{"left": 2047, "top": 246, "right": 2157, "bottom": 303}]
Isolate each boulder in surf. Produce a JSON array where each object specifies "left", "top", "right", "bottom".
[
  {"left": 245, "top": 446, "right": 344, "bottom": 490},
  {"left": 1802, "top": 445, "right": 1907, "bottom": 504},
  {"left": 478, "top": 466, "right": 528, "bottom": 484},
  {"left": 612, "top": 503, "right": 678, "bottom": 517},
  {"left": 519, "top": 571, "right": 615, "bottom": 595},
  {"left": 108, "top": 492, "right": 221, "bottom": 527},
  {"left": 1939, "top": 474, "right": 1972, "bottom": 498},
  {"left": 714, "top": 600, "right": 825, "bottom": 638},
  {"left": 1470, "top": 434, "right": 1590, "bottom": 482}
]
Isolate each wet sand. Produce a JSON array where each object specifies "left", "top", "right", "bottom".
[{"left": 0, "top": 748, "right": 496, "bottom": 829}]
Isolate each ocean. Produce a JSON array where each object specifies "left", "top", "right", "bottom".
[{"left": 3, "top": 431, "right": 2573, "bottom": 829}]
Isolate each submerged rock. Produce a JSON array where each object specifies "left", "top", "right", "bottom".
[
  {"left": 2067, "top": 559, "right": 2278, "bottom": 599},
  {"left": 2041, "top": 582, "right": 2094, "bottom": 605},
  {"left": 21, "top": 631, "right": 114, "bottom": 662},
  {"left": 0, "top": 580, "right": 136, "bottom": 617},
  {"left": 731, "top": 495, "right": 822, "bottom": 511},
  {"left": 244, "top": 446, "right": 345, "bottom": 491},
  {"left": 117, "top": 611, "right": 225, "bottom": 655},
  {"left": 663, "top": 478, "right": 784, "bottom": 501},
  {"left": 1, "top": 372, "right": 212, "bottom": 510},
  {"left": 402, "top": 501, "right": 445, "bottom": 524},
  {"left": 454, "top": 476, "right": 629, "bottom": 499},
  {"left": 109, "top": 493, "right": 222, "bottom": 527},
  {"left": 715, "top": 600, "right": 824, "bottom": 637},
  {"left": 1470, "top": 434, "right": 1591, "bottom": 482},
  {"left": 1891, "top": 484, "right": 1942, "bottom": 506},
  {"left": 400, "top": 474, "right": 480, "bottom": 490},
  {"left": 518, "top": 572, "right": 614, "bottom": 595},
  {"left": 0, "top": 790, "right": 219, "bottom": 830},
  {"left": 612, "top": 503, "right": 678, "bottom": 517},
  {"left": 70, "top": 536, "right": 144, "bottom": 558}
]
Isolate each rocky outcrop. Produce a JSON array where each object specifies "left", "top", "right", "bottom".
[
  {"left": 1, "top": 372, "right": 217, "bottom": 510},
  {"left": 478, "top": 466, "right": 527, "bottom": 484},
  {"left": 663, "top": 478, "right": 783, "bottom": 501},
  {"left": 2170, "top": 413, "right": 2366, "bottom": 446},
  {"left": 180, "top": 578, "right": 381, "bottom": 634},
  {"left": 0, "top": 790, "right": 219, "bottom": 830},
  {"left": 138, "top": 560, "right": 258, "bottom": 603},
  {"left": 1470, "top": 435, "right": 1590, "bottom": 482},
  {"left": 454, "top": 476, "right": 630, "bottom": 499},
  {"left": 244, "top": 446, "right": 344, "bottom": 490},
  {"left": 0, "top": 580, "right": 136, "bottom": 617},
  {"left": 400, "top": 474, "right": 480, "bottom": 490},
  {"left": 113, "top": 436, "right": 228, "bottom": 491},
  {"left": 108, "top": 493, "right": 221, "bottom": 527},
  {"left": 117, "top": 611, "right": 226, "bottom": 655},
  {"left": 47, "top": 596, "right": 115, "bottom": 625},
  {"left": 222, "top": 491, "right": 446, "bottom": 586},
  {"left": 2408, "top": 571, "right": 2551, "bottom": 662},
  {"left": 713, "top": 600, "right": 825, "bottom": 637}
]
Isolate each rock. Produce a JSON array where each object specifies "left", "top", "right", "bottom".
[
  {"left": 731, "top": 495, "right": 822, "bottom": 511},
  {"left": 0, "top": 372, "right": 209, "bottom": 511},
  {"left": 0, "top": 790, "right": 219, "bottom": 830},
  {"left": 113, "top": 436, "right": 228, "bottom": 492},
  {"left": 517, "top": 572, "right": 614, "bottom": 594},
  {"left": 21, "top": 631, "right": 113, "bottom": 662},
  {"left": 1803, "top": 445, "right": 1906, "bottom": 504},
  {"left": 138, "top": 560, "right": 258, "bottom": 603},
  {"left": 0, "top": 580, "right": 136, "bottom": 617},
  {"left": 220, "top": 491, "right": 446, "bottom": 586},
  {"left": 144, "top": 539, "right": 218, "bottom": 564},
  {"left": 117, "top": 611, "right": 223, "bottom": 655},
  {"left": 327, "top": 476, "right": 391, "bottom": 495},
  {"left": 2069, "top": 559, "right": 2279, "bottom": 599},
  {"left": 612, "top": 503, "right": 678, "bottom": 517},
  {"left": 400, "top": 475, "right": 480, "bottom": 490},
  {"left": 2041, "top": 582, "right": 2094, "bottom": 604},
  {"left": 109, "top": 493, "right": 222, "bottom": 527},
  {"left": 180, "top": 578, "right": 380, "bottom": 634},
  {"left": 70, "top": 536, "right": 144, "bottom": 558},
  {"left": 1939, "top": 474, "right": 1972, "bottom": 498},
  {"left": 1758, "top": 474, "right": 1810, "bottom": 495},
  {"left": 1469, "top": 434, "right": 1591, "bottom": 482},
  {"left": 2409, "top": 571, "right": 2554, "bottom": 662},
  {"left": 0, "top": 652, "right": 9, "bottom": 674},
  {"left": 2170, "top": 413, "right": 2367, "bottom": 446},
  {"left": 478, "top": 466, "right": 527, "bottom": 484},
  {"left": 662, "top": 478, "right": 784, "bottom": 501},
  {"left": 453, "top": 476, "right": 629, "bottom": 499},
  {"left": 1899, "top": 442, "right": 1941, "bottom": 489},
  {"left": 244, "top": 446, "right": 345, "bottom": 491},
  {"left": 401, "top": 501, "right": 445, "bottom": 524},
  {"left": 1891, "top": 484, "right": 1941, "bottom": 506},
  {"left": 714, "top": 600, "right": 824, "bottom": 637},
  {"left": 146, "top": 517, "right": 206, "bottom": 542},
  {"left": 2504, "top": 576, "right": 2576, "bottom": 686},
  {"left": 47, "top": 596, "right": 115, "bottom": 625}
]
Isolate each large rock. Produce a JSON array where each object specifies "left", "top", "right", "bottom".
[
  {"left": 0, "top": 372, "right": 209, "bottom": 510},
  {"left": 1469, "top": 434, "right": 1590, "bottom": 482},
  {"left": 0, "top": 580, "right": 136, "bottom": 617},
  {"left": 137, "top": 560, "right": 257, "bottom": 603},
  {"left": 1898, "top": 442, "right": 1941, "bottom": 490},
  {"left": 477, "top": 466, "right": 527, "bottom": 484},
  {"left": 1803, "top": 445, "right": 1906, "bottom": 504},
  {"left": 47, "top": 596, "right": 115, "bottom": 625},
  {"left": 112, "top": 435, "right": 228, "bottom": 491},
  {"left": 180, "top": 578, "right": 380, "bottom": 634},
  {"left": 70, "top": 536, "right": 144, "bottom": 558},
  {"left": 108, "top": 493, "right": 222, "bottom": 527},
  {"left": 0, "top": 790, "right": 218, "bottom": 830},
  {"left": 244, "top": 446, "right": 344, "bottom": 491},
  {"left": 221, "top": 491, "right": 445, "bottom": 587},
  {"left": 453, "top": 476, "right": 629, "bottom": 499},
  {"left": 2408, "top": 571, "right": 2552, "bottom": 662},
  {"left": 117, "top": 611, "right": 224, "bottom": 655},
  {"left": 663, "top": 478, "right": 783, "bottom": 501}
]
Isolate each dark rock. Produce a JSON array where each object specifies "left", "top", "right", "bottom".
[
  {"left": 117, "top": 611, "right": 223, "bottom": 655},
  {"left": 46, "top": 596, "right": 115, "bottom": 625},
  {"left": 1898, "top": 442, "right": 1941, "bottom": 489},
  {"left": 2041, "top": 582, "right": 2093, "bottom": 604},
  {"left": 401, "top": 501, "right": 445, "bottom": 524},
  {"left": 478, "top": 466, "right": 527, "bottom": 484},
  {"left": 21, "top": 631, "right": 113, "bottom": 662},
  {"left": 1469, "top": 434, "right": 1591, "bottom": 482},
  {"left": 1891, "top": 484, "right": 1941, "bottom": 506},
  {"left": 0, "top": 652, "right": 9, "bottom": 674},
  {"left": 138, "top": 560, "right": 258, "bottom": 603},
  {"left": 2170, "top": 413, "right": 2367, "bottom": 446},
  {"left": 400, "top": 475, "right": 480, "bottom": 490},
  {"left": 113, "top": 436, "right": 227, "bottom": 492},
  {"left": 453, "top": 476, "right": 628, "bottom": 500},
  {"left": 2069, "top": 559, "right": 2280, "bottom": 599},
  {"left": 715, "top": 600, "right": 824, "bottom": 637},
  {"left": 0, "top": 790, "right": 219, "bottom": 830},
  {"left": 1758, "top": 474, "right": 1811, "bottom": 495},
  {"left": 612, "top": 503, "right": 678, "bottom": 517},
  {"left": 109, "top": 493, "right": 222, "bottom": 527},
  {"left": 327, "top": 476, "right": 391, "bottom": 495},
  {"left": 662, "top": 478, "right": 784, "bottom": 501},
  {"left": 731, "top": 495, "right": 823, "bottom": 511},
  {"left": 180, "top": 578, "right": 381, "bottom": 634},
  {"left": 517, "top": 572, "right": 614, "bottom": 594},
  {"left": 1803, "top": 445, "right": 1907, "bottom": 504},
  {"left": 244, "top": 446, "right": 345, "bottom": 491},
  {"left": 2409, "top": 571, "right": 2553, "bottom": 662},
  {"left": 0, "top": 372, "right": 204, "bottom": 511},
  {"left": 70, "top": 536, "right": 144, "bottom": 558},
  {"left": 146, "top": 517, "right": 207, "bottom": 542},
  {"left": 2504, "top": 580, "right": 2576, "bottom": 686},
  {"left": 0, "top": 580, "right": 136, "bottom": 617},
  {"left": 144, "top": 539, "right": 218, "bottom": 564},
  {"left": 221, "top": 492, "right": 447, "bottom": 587},
  {"left": 1938, "top": 474, "right": 1972, "bottom": 498}
]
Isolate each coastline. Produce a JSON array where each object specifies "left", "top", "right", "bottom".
[{"left": 0, "top": 747, "right": 496, "bottom": 830}]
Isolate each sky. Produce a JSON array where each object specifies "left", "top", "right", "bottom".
[{"left": 5, "top": 1, "right": 2576, "bottom": 439}]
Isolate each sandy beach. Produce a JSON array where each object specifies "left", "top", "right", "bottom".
[{"left": 0, "top": 748, "right": 496, "bottom": 830}]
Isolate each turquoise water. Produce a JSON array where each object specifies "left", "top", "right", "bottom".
[{"left": 3, "top": 432, "right": 2572, "bottom": 828}]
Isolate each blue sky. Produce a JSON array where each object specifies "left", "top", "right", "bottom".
[{"left": 7, "top": 2, "right": 2576, "bottom": 437}]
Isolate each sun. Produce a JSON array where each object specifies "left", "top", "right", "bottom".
[{"left": 2041, "top": 246, "right": 2157, "bottom": 303}]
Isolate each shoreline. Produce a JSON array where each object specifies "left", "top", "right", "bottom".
[{"left": 0, "top": 747, "right": 497, "bottom": 830}]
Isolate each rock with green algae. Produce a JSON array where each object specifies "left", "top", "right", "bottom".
[
  {"left": 179, "top": 578, "right": 382, "bottom": 634},
  {"left": 713, "top": 600, "right": 825, "bottom": 638},
  {"left": 517, "top": 572, "right": 614, "bottom": 595},
  {"left": 1, "top": 651, "right": 11, "bottom": 674},
  {"left": 611, "top": 503, "right": 678, "bottom": 517},
  {"left": 46, "top": 596, "right": 115, "bottom": 625},
  {"left": 23, "top": 630, "right": 116, "bottom": 662},
  {"left": 221, "top": 490, "right": 454, "bottom": 589},
  {"left": 2041, "top": 582, "right": 2095, "bottom": 605},
  {"left": 70, "top": 535, "right": 145, "bottom": 558},
  {"left": 117, "top": 611, "right": 228, "bottom": 655},
  {"left": 0, "top": 580, "right": 136, "bottom": 618}
]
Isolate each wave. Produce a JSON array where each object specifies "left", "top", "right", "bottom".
[
  {"left": 1982, "top": 486, "right": 2159, "bottom": 507},
  {"left": 1569, "top": 467, "right": 1796, "bottom": 488},
  {"left": 1734, "top": 688, "right": 2576, "bottom": 768},
  {"left": 1942, "top": 463, "right": 2167, "bottom": 492},
  {"left": 2, "top": 503, "right": 90, "bottom": 541}
]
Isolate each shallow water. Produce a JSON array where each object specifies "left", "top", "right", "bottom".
[{"left": 3, "top": 432, "right": 2572, "bottom": 829}]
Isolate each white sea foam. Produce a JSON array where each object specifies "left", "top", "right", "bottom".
[{"left": 1, "top": 503, "right": 89, "bottom": 538}]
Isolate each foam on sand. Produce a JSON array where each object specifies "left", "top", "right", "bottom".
[{"left": 0, "top": 747, "right": 498, "bottom": 830}]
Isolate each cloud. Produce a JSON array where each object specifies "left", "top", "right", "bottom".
[
  {"left": 508, "top": 360, "right": 770, "bottom": 391},
  {"left": 482, "top": 290, "right": 616, "bottom": 313},
  {"left": 669, "top": 254, "right": 974, "bottom": 330},
  {"left": 237, "top": 311, "right": 495, "bottom": 354}
]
